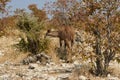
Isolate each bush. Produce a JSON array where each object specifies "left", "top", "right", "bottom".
[{"left": 16, "top": 12, "right": 49, "bottom": 55}]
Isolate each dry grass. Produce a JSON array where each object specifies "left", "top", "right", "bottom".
[
  {"left": 0, "top": 49, "right": 29, "bottom": 63},
  {"left": 0, "top": 29, "right": 29, "bottom": 63},
  {"left": 45, "top": 38, "right": 60, "bottom": 64}
]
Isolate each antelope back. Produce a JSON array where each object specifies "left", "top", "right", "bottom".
[{"left": 58, "top": 26, "right": 75, "bottom": 41}]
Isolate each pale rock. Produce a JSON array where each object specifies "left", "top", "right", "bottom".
[
  {"left": 0, "top": 50, "right": 4, "bottom": 56},
  {"left": 57, "top": 74, "right": 70, "bottom": 80},
  {"left": 48, "top": 76, "right": 56, "bottom": 80},
  {"left": 79, "top": 75, "right": 87, "bottom": 80},
  {"left": 36, "top": 61, "right": 41, "bottom": 64},
  {"left": 0, "top": 74, "right": 10, "bottom": 80},
  {"left": 28, "top": 63, "right": 39, "bottom": 69},
  {"left": 60, "top": 59, "right": 66, "bottom": 63},
  {"left": 46, "top": 62, "right": 56, "bottom": 67},
  {"left": 73, "top": 60, "right": 80, "bottom": 65},
  {"left": 61, "top": 63, "right": 74, "bottom": 68},
  {"left": 107, "top": 74, "right": 119, "bottom": 80}
]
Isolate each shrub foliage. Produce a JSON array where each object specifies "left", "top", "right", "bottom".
[{"left": 16, "top": 12, "right": 49, "bottom": 54}]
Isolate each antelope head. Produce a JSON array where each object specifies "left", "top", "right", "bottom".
[
  {"left": 44, "top": 29, "right": 59, "bottom": 39},
  {"left": 44, "top": 29, "right": 51, "bottom": 38}
]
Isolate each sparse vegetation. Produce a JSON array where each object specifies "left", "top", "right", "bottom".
[
  {"left": 16, "top": 12, "right": 49, "bottom": 55},
  {"left": 0, "top": 0, "right": 119, "bottom": 79}
]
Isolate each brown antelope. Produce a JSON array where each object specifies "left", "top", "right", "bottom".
[{"left": 44, "top": 26, "right": 75, "bottom": 62}]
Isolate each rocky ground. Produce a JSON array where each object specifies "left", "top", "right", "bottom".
[
  {"left": 0, "top": 61, "right": 80, "bottom": 80},
  {"left": 0, "top": 60, "right": 120, "bottom": 80},
  {"left": 0, "top": 31, "right": 120, "bottom": 80}
]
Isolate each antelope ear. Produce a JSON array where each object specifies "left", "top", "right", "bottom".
[{"left": 47, "top": 29, "right": 51, "bottom": 33}]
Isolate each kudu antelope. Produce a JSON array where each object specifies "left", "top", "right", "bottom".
[{"left": 44, "top": 26, "right": 75, "bottom": 62}]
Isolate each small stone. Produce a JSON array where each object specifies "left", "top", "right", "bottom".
[
  {"left": 107, "top": 74, "right": 111, "bottom": 77},
  {"left": 107, "top": 74, "right": 119, "bottom": 80},
  {"left": 73, "top": 60, "right": 79, "bottom": 65},
  {"left": 0, "top": 51, "right": 4, "bottom": 56},
  {"left": 79, "top": 75, "right": 87, "bottom": 80},
  {"left": 28, "top": 63, "right": 38, "bottom": 69},
  {"left": 48, "top": 76, "right": 56, "bottom": 80},
  {"left": 36, "top": 61, "right": 41, "bottom": 64},
  {"left": 49, "top": 62, "right": 56, "bottom": 66},
  {"left": 57, "top": 75, "right": 69, "bottom": 80},
  {"left": 0, "top": 74, "right": 10, "bottom": 80},
  {"left": 16, "top": 73, "right": 25, "bottom": 77}
]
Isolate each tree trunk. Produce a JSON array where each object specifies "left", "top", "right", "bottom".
[{"left": 94, "top": 28, "right": 104, "bottom": 76}]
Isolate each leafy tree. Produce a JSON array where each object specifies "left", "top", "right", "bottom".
[
  {"left": 0, "top": 0, "right": 11, "bottom": 35},
  {"left": 45, "top": 0, "right": 80, "bottom": 26},
  {"left": 0, "top": 0, "right": 11, "bottom": 15},
  {"left": 14, "top": 8, "right": 26, "bottom": 16},
  {"left": 28, "top": 4, "right": 47, "bottom": 22},
  {"left": 45, "top": 0, "right": 120, "bottom": 76},
  {"left": 81, "top": 0, "right": 120, "bottom": 76}
]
